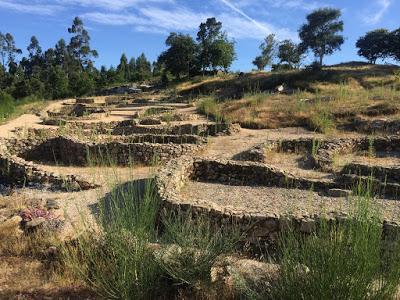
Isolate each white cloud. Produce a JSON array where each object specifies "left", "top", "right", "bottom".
[
  {"left": 0, "top": 0, "right": 62, "bottom": 15},
  {"left": 363, "top": 0, "right": 391, "bottom": 25},
  {"left": 231, "top": 0, "right": 323, "bottom": 11},
  {"left": 0, "top": 0, "right": 298, "bottom": 41},
  {"left": 58, "top": 0, "right": 175, "bottom": 11}
]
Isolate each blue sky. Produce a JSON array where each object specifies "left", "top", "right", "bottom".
[{"left": 0, "top": 0, "right": 399, "bottom": 71}]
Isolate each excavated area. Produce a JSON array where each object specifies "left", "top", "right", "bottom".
[{"left": 2, "top": 93, "right": 400, "bottom": 245}]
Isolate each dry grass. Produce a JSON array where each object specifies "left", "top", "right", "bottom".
[
  {"left": 194, "top": 65, "right": 400, "bottom": 133},
  {"left": 0, "top": 193, "right": 93, "bottom": 299}
]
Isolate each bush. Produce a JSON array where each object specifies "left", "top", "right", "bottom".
[
  {"left": 61, "top": 179, "right": 240, "bottom": 299},
  {"left": 240, "top": 181, "right": 400, "bottom": 300},
  {"left": 0, "top": 92, "right": 16, "bottom": 121}
]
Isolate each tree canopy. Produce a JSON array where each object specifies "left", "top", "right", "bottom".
[
  {"left": 252, "top": 34, "right": 277, "bottom": 71},
  {"left": 356, "top": 29, "right": 391, "bottom": 64},
  {"left": 299, "top": 8, "right": 344, "bottom": 65}
]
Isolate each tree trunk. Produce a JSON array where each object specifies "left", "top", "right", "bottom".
[{"left": 319, "top": 54, "right": 323, "bottom": 66}]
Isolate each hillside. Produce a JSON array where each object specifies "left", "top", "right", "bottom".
[{"left": 179, "top": 64, "right": 400, "bottom": 132}]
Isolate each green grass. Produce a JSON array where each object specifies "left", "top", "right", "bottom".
[
  {"left": 239, "top": 180, "right": 400, "bottom": 300},
  {"left": 61, "top": 174, "right": 240, "bottom": 299},
  {"left": 0, "top": 92, "right": 46, "bottom": 124}
]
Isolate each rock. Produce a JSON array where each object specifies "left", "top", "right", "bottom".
[
  {"left": 139, "top": 118, "right": 162, "bottom": 125},
  {"left": 25, "top": 217, "right": 46, "bottom": 230},
  {"left": 0, "top": 216, "right": 23, "bottom": 237},
  {"left": 211, "top": 256, "right": 280, "bottom": 296},
  {"left": 299, "top": 218, "right": 315, "bottom": 234},
  {"left": 328, "top": 189, "right": 352, "bottom": 198},
  {"left": 45, "top": 199, "right": 60, "bottom": 210}
]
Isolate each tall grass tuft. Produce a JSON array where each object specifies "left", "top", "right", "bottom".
[
  {"left": 241, "top": 180, "right": 400, "bottom": 299},
  {"left": 61, "top": 175, "right": 240, "bottom": 299},
  {"left": 158, "top": 210, "right": 240, "bottom": 288},
  {"left": 61, "top": 179, "right": 166, "bottom": 300}
]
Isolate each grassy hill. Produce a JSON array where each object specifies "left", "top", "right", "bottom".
[{"left": 177, "top": 64, "right": 400, "bottom": 133}]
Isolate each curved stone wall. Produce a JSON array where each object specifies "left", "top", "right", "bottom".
[
  {"left": 155, "top": 156, "right": 400, "bottom": 244},
  {"left": 19, "top": 136, "right": 205, "bottom": 166}
]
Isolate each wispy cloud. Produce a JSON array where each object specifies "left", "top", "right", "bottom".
[
  {"left": 0, "top": 0, "right": 298, "bottom": 41},
  {"left": 58, "top": 0, "right": 175, "bottom": 11},
  {"left": 363, "top": 0, "right": 391, "bottom": 25},
  {"left": 0, "top": 0, "right": 62, "bottom": 15},
  {"left": 231, "top": 0, "right": 323, "bottom": 11}
]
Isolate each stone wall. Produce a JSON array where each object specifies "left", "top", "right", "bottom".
[
  {"left": 354, "top": 117, "right": 400, "bottom": 135},
  {"left": 20, "top": 136, "right": 205, "bottom": 166},
  {"left": 0, "top": 140, "right": 97, "bottom": 191},
  {"left": 155, "top": 156, "right": 400, "bottom": 245},
  {"left": 112, "top": 123, "right": 241, "bottom": 136}
]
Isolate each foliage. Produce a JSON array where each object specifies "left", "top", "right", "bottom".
[
  {"left": 299, "top": 8, "right": 344, "bottom": 65},
  {"left": 252, "top": 34, "right": 277, "bottom": 71},
  {"left": 196, "top": 17, "right": 236, "bottom": 73},
  {"left": 356, "top": 29, "right": 391, "bottom": 64},
  {"left": 61, "top": 178, "right": 239, "bottom": 299},
  {"left": 159, "top": 33, "right": 199, "bottom": 78},
  {"left": 278, "top": 39, "right": 302, "bottom": 68}
]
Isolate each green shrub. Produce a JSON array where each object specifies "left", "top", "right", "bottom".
[
  {"left": 0, "top": 92, "right": 16, "bottom": 120},
  {"left": 158, "top": 211, "right": 240, "bottom": 287},
  {"left": 241, "top": 181, "right": 400, "bottom": 300}
]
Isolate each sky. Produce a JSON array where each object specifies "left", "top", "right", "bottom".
[{"left": 0, "top": 0, "right": 399, "bottom": 71}]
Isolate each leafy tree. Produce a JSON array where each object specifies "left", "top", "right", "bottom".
[
  {"left": 135, "top": 53, "right": 152, "bottom": 81},
  {"left": 128, "top": 58, "right": 136, "bottom": 81},
  {"left": 299, "top": 8, "right": 344, "bottom": 65},
  {"left": 68, "top": 17, "right": 98, "bottom": 69},
  {"left": 54, "top": 39, "right": 70, "bottom": 72},
  {"left": 210, "top": 34, "right": 236, "bottom": 71},
  {"left": 390, "top": 29, "right": 400, "bottom": 62},
  {"left": 48, "top": 65, "right": 69, "bottom": 99},
  {"left": 253, "top": 56, "right": 266, "bottom": 71},
  {"left": 0, "top": 33, "right": 22, "bottom": 71},
  {"left": 356, "top": 29, "right": 391, "bottom": 64},
  {"left": 278, "top": 39, "right": 302, "bottom": 68},
  {"left": 159, "top": 32, "right": 198, "bottom": 78},
  {"left": 252, "top": 34, "right": 277, "bottom": 71},
  {"left": 22, "top": 36, "right": 43, "bottom": 76},
  {"left": 197, "top": 17, "right": 222, "bottom": 72},
  {"left": 117, "top": 53, "right": 130, "bottom": 82}
]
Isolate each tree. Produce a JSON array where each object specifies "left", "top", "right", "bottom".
[
  {"left": 135, "top": 53, "right": 152, "bottom": 81},
  {"left": 252, "top": 34, "right": 277, "bottom": 71},
  {"left": 117, "top": 53, "right": 129, "bottom": 82},
  {"left": 210, "top": 34, "right": 236, "bottom": 71},
  {"left": 23, "top": 36, "right": 43, "bottom": 76},
  {"left": 278, "top": 39, "right": 302, "bottom": 68},
  {"left": 68, "top": 17, "right": 98, "bottom": 69},
  {"left": 356, "top": 29, "right": 391, "bottom": 64},
  {"left": 197, "top": 17, "right": 223, "bottom": 72},
  {"left": 0, "top": 33, "right": 22, "bottom": 70},
  {"left": 389, "top": 29, "right": 400, "bottom": 62},
  {"left": 128, "top": 58, "right": 136, "bottom": 81},
  {"left": 48, "top": 66, "right": 69, "bottom": 99},
  {"left": 159, "top": 32, "right": 198, "bottom": 78},
  {"left": 299, "top": 8, "right": 344, "bottom": 66}
]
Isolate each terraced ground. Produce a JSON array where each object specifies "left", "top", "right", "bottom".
[{"left": 1, "top": 64, "right": 400, "bottom": 298}]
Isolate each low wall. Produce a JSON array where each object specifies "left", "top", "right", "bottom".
[
  {"left": 155, "top": 156, "right": 400, "bottom": 245},
  {"left": 354, "top": 117, "right": 400, "bottom": 135},
  {"left": 0, "top": 148, "right": 97, "bottom": 191},
  {"left": 21, "top": 136, "right": 205, "bottom": 166},
  {"left": 112, "top": 123, "right": 241, "bottom": 136}
]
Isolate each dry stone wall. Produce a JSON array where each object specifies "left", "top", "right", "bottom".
[
  {"left": 20, "top": 136, "right": 205, "bottom": 166},
  {"left": 155, "top": 156, "right": 400, "bottom": 245},
  {"left": 0, "top": 138, "right": 97, "bottom": 191}
]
